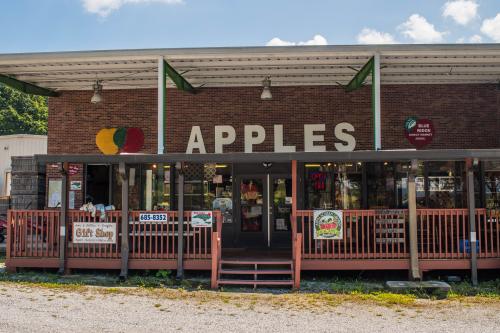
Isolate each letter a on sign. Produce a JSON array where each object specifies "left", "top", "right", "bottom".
[{"left": 186, "top": 126, "right": 207, "bottom": 154}]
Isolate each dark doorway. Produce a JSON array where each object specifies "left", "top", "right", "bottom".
[{"left": 86, "top": 164, "right": 111, "bottom": 205}]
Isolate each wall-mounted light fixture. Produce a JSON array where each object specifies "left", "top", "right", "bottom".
[
  {"left": 260, "top": 76, "right": 272, "bottom": 100},
  {"left": 91, "top": 80, "right": 103, "bottom": 104}
]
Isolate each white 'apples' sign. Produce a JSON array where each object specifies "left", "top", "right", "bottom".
[{"left": 186, "top": 123, "right": 356, "bottom": 154}]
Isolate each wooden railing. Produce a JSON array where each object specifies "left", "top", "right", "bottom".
[
  {"left": 7, "top": 210, "right": 60, "bottom": 258},
  {"left": 67, "top": 210, "right": 122, "bottom": 259},
  {"left": 417, "top": 209, "right": 500, "bottom": 259},
  {"left": 296, "top": 210, "right": 409, "bottom": 259},
  {"left": 295, "top": 209, "right": 500, "bottom": 261},
  {"left": 7, "top": 210, "right": 222, "bottom": 262}
]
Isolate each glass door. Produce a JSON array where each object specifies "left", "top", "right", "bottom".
[
  {"left": 236, "top": 176, "right": 268, "bottom": 248},
  {"left": 270, "top": 177, "right": 292, "bottom": 248}
]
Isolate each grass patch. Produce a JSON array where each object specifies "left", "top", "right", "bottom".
[{"left": 352, "top": 291, "right": 416, "bottom": 306}]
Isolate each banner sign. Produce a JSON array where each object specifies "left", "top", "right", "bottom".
[
  {"left": 73, "top": 222, "right": 116, "bottom": 244},
  {"left": 191, "top": 211, "right": 214, "bottom": 227},
  {"left": 313, "top": 210, "right": 343, "bottom": 240},
  {"left": 404, "top": 117, "right": 434, "bottom": 148},
  {"left": 139, "top": 213, "right": 168, "bottom": 222}
]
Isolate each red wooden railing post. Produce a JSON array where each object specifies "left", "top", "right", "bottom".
[
  {"left": 211, "top": 231, "right": 219, "bottom": 289},
  {"left": 293, "top": 233, "right": 302, "bottom": 289}
]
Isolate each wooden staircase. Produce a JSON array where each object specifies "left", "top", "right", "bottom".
[{"left": 217, "top": 259, "right": 294, "bottom": 288}]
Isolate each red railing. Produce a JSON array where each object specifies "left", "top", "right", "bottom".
[
  {"left": 8, "top": 209, "right": 222, "bottom": 262},
  {"left": 417, "top": 209, "right": 500, "bottom": 259},
  {"left": 129, "top": 211, "right": 177, "bottom": 259},
  {"left": 67, "top": 210, "right": 122, "bottom": 259},
  {"left": 8, "top": 210, "right": 60, "bottom": 258},
  {"left": 296, "top": 209, "right": 409, "bottom": 260}
]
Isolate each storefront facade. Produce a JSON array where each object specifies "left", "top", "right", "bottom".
[{"left": 2, "top": 44, "right": 499, "bottom": 287}]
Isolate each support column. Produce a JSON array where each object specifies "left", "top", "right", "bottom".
[
  {"left": 372, "top": 53, "right": 382, "bottom": 151},
  {"left": 58, "top": 162, "right": 68, "bottom": 275},
  {"left": 466, "top": 159, "right": 478, "bottom": 286},
  {"left": 157, "top": 57, "right": 166, "bottom": 154},
  {"left": 291, "top": 160, "right": 298, "bottom": 260},
  {"left": 408, "top": 159, "right": 421, "bottom": 280},
  {"left": 119, "top": 162, "right": 129, "bottom": 280},
  {"left": 176, "top": 162, "right": 185, "bottom": 279}
]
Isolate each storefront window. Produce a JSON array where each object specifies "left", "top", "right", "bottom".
[
  {"left": 111, "top": 164, "right": 141, "bottom": 210},
  {"left": 142, "top": 164, "right": 170, "bottom": 211},
  {"left": 174, "top": 163, "right": 232, "bottom": 214},
  {"left": 426, "top": 161, "right": 466, "bottom": 208},
  {"left": 305, "top": 162, "right": 362, "bottom": 209},
  {"left": 484, "top": 161, "right": 500, "bottom": 209},
  {"left": 367, "top": 162, "right": 417, "bottom": 209}
]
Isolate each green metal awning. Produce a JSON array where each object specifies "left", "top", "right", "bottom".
[{"left": 0, "top": 73, "right": 60, "bottom": 97}]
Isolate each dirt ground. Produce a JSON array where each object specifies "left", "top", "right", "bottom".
[{"left": 0, "top": 282, "right": 499, "bottom": 333}]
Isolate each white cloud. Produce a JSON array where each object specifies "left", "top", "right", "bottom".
[
  {"left": 457, "top": 34, "right": 483, "bottom": 43},
  {"left": 469, "top": 34, "right": 482, "bottom": 43},
  {"left": 398, "top": 14, "right": 446, "bottom": 43},
  {"left": 82, "top": 0, "right": 183, "bottom": 17},
  {"left": 357, "top": 28, "right": 397, "bottom": 44},
  {"left": 480, "top": 14, "right": 500, "bottom": 42},
  {"left": 266, "top": 34, "right": 328, "bottom": 46},
  {"left": 443, "top": 0, "right": 479, "bottom": 25}
]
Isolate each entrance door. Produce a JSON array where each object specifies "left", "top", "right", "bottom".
[
  {"left": 235, "top": 176, "right": 268, "bottom": 248},
  {"left": 235, "top": 174, "right": 292, "bottom": 249}
]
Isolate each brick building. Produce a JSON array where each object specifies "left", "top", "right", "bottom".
[{"left": 1, "top": 44, "right": 499, "bottom": 286}]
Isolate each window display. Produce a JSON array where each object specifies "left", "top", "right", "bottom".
[{"left": 305, "top": 163, "right": 361, "bottom": 209}]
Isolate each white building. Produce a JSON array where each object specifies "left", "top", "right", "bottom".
[{"left": 0, "top": 134, "right": 47, "bottom": 196}]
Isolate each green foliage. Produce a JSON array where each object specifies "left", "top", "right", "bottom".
[{"left": 0, "top": 84, "right": 48, "bottom": 135}]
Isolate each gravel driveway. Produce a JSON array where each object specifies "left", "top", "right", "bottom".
[{"left": 0, "top": 282, "right": 499, "bottom": 333}]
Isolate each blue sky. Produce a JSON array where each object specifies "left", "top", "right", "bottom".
[{"left": 0, "top": 0, "right": 499, "bottom": 53}]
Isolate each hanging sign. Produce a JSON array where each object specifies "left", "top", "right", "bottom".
[
  {"left": 313, "top": 210, "right": 343, "bottom": 240},
  {"left": 73, "top": 222, "right": 116, "bottom": 244},
  {"left": 68, "top": 164, "right": 80, "bottom": 176},
  {"left": 191, "top": 211, "right": 214, "bottom": 227},
  {"left": 404, "top": 117, "right": 434, "bottom": 148}
]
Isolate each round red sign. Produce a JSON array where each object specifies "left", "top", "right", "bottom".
[{"left": 404, "top": 117, "right": 434, "bottom": 148}]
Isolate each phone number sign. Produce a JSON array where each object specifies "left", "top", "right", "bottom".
[{"left": 139, "top": 213, "right": 168, "bottom": 222}]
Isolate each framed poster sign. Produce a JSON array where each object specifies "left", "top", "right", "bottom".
[
  {"left": 73, "top": 222, "right": 116, "bottom": 244},
  {"left": 191, "top": 211, "right": 213, "bottom": 227},
  {"left": 48, "top": 179, "right": 62, "bottom": 208},
  {"left": 313, "top": 210, "right": 343, "bottom": 240}
]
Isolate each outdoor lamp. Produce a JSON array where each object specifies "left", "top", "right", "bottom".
[
  {"left": 91, "top": 80, "right": 103, "bottom": 104},
  {"left": 260, "top": 76, "right": 272, "bottom": 100}
]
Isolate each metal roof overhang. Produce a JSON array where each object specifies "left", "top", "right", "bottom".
[
  {"left": 1, "top": 44, "right": 500, "bottom": 91},
  {"left": 35, "top": 149, "right": 500, "bottom": 164}
]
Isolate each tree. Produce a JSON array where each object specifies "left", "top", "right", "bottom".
[{"left": 0, "top": 84, "right": 48, "bottom": 135}]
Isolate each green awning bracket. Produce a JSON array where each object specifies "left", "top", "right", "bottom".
[
  {"left": 344, "top": 57, "right": 374, "bottom": 92},
  {"left": 164, "top": 60, "right": 196, "bottom": 94},
  {"left": 0, "top": 74, "right": 61, "bottom": 97}
]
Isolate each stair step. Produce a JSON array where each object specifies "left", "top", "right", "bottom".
[
  {"left": 219, "top": 269, "right": 293, "bottom": 275},
  {"left": 220, "top": 260, "right": 292, "bottom": 265},
  {"left": 217, "top": 279, "right": 294, "bottom": 286}
]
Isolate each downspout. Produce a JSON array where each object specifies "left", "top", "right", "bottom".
[
  {"left": 157, "top": 57, "right": 166, "bottom": 154},
  {"left": 372, "top": 53, "right": 381, "bottom": 151}
]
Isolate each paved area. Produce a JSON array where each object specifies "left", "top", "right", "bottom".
[{"left": 0, "top": 282, "right": 499, "bottom": 333}]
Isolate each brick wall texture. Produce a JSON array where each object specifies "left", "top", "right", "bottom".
[{"left": 48, "top": 84, "right": 500, "bottom": 155}]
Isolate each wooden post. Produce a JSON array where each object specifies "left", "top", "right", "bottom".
[
  {"left": 119, "top": 162, "right": 129, "bottom": 280},
  {"left": 408, "top": 159, "right": 421, "bottom": 280},
  {"left": 58, "top": 162, "right": 68, "bottom": 275},
  {"left": 293, "top": 233, "right": 302, "bottom": 289},
  {"left": 176, "top": 162, "right": 185, "bottom": 279},
  {"left": 210, "top": 231, "right": 219, "bottom": 289},
  {"left": 466, "top": 159, "right": 478, "bottom": 286},
  {"left": 291, "top": 160, "right": 297, "bottom": 259},
  {"left": 5, "top": 209, "right": 13, "bottom": 272}
]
